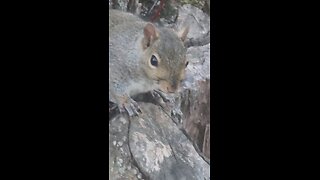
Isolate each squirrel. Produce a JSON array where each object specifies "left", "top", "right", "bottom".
[{"left": 109, "top": 10, "right": 189, "bottom": 116}]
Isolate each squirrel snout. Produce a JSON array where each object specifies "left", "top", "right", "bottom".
[
  {"left": 166, "top": 86, "right": 177, "bottom": 93},
  {"left": 159, "top": 80, "right": 179, "bottom": 93}
]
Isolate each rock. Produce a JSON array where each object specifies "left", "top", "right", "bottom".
[
  {"left": 175, "top": 4, "right": 210, "bottom": 41},
  {"left": 109, "top": 0, "right": 130, "bottom": 11},
  {"left": 110, "top": 102, "right": 210, "bottom": 180},
  {"left": 109, "top": 115, "right": 144, "bottom": 179},
  {"left": 172, "top": 4, "right": 211, "bottom": 160}
]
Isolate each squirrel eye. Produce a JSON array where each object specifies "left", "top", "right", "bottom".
[
  {"left": 150, "top": 55, "right": 158, "bottom": 67},
  {"left": 185, "top": 61, "right": 189, "bottom": 67}
]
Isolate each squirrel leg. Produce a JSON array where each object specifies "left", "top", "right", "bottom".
[
  {"left": 152, "top": 90, "right": 172, "bottom": 103},
  {"left": 151, "top": 90, "right": 166, "bottom": 106},
  {"left": 118, "top": 96, "right": 142, "bottom": 117},
  {"left": 125, "top": 98, "right": 142, "bottom": 117},
  {"left": 151, "top": 90, "right": 176, "bottom": 112}
]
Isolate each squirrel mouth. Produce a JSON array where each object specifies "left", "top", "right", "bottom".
[
  {"left": 154, "top": 90, "right": 175, "bottom": 98},
  {"left": 156, "top": 79, "right": 178, "bottom": 94},
  {"left": 156, "top": 88, "right": 176, "bottom": 94},
  {"left": 155, "top": 88, "right": 167, "bottom": 93}
]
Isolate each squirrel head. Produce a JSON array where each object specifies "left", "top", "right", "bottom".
[{"left": 140, "top": 23, "right": 189, "bottom": 93}]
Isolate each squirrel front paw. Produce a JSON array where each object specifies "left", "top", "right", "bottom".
[
  {"left": 152, "top": 90, "right": 171, "bottom": 103},
  {"left": 118, "top": 98, "right": 142, "bottom": 117}
]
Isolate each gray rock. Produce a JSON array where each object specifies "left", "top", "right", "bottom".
[
  {"left": 109, "top": 102, "right": 210, "bottom": 180},
  {"left": 170, "top": 4, "right": 211, "bottom": 161},
  {"left": 109, "top": 0, "right": 130, "bottom": 11},
  {"left": 176, "top": 4, "right": 210, "bottom": 41}
]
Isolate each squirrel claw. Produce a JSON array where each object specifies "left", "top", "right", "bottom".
[
  {"left": 120, "top": 99, "right": 142, "bottom": 117},
  {"left": 151, "top": 90, "right": 161, "bottom": 99},
  {"left": 153, "top": 90, "right": 171, "bottom": 103},
  {"left": 118, "top": 106, "right": 126, "bottom": 114}
]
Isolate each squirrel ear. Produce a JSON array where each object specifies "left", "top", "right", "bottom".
[
  {"left": 142, "top": 23, "right": 159, "bottom": 49},
  {"left": 177, "top": 26, "right": 189, "bottom": 42}
]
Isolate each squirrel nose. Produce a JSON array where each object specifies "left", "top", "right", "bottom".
[
  {"left": 167, "top": 86, "right": 177, "bottom": 93},
  {"left": 166, "top": 78, "right": 179, "bottom": 93}
]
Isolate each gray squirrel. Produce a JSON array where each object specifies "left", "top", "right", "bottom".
[{"left": 109, "top": 10, "right": 189, "bottom": 116}]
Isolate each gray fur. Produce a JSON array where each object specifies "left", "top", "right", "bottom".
[{"left": 109, "top": 10, "right": 187, "bottom": 105}]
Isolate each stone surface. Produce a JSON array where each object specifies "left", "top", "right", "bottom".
[
  {"left": 110, "top": 103, "right": 210, "bottom": 180},
  {"left": 109, "top": 0, "right": 130, "bottom": 11},
  {"left": 175, "top": 4, "right": 211, "bottom": 160},
  {"left": 175, "top": 4, "right": 210, "bottom": 41}
]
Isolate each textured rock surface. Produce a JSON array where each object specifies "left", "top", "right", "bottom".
[
  {"left": 109, "top": 103, "right": 210, "bottom": 180},
  {"left": 175, "top": 4, "right": 210, "bottom": 40},
  {"left": 171, "top": 4, "right": 211, "bottom": 160},
  {"left": 109, "top": 0, "right": 130, "bottom": 11},
  {"left": 130, "top": 103, "right": 210, "bottom": 179},
  {"left": 109, "top": 3, "right": 211, "bottom": 180},
  {"left": 179, "top": 44, "right": 211, "bottom": 159}
]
